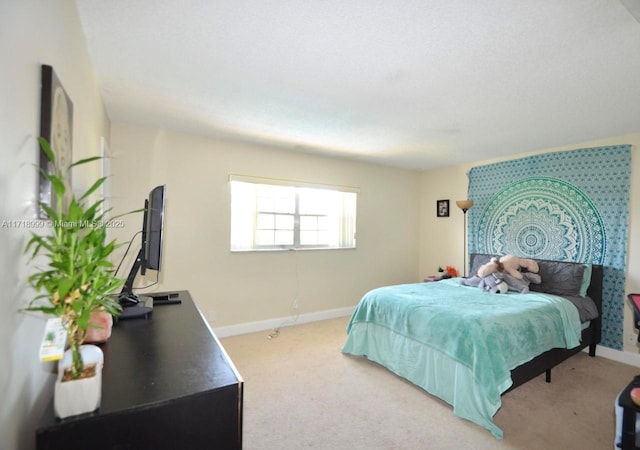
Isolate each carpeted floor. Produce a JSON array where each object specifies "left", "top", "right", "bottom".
[{"left": 221, "top": 316, "right": 638, "bottom": 449}]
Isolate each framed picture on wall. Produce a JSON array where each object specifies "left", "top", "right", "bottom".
[
  {"left": 39, "top": 64, "right": 73, "bottom": 219},
  {"left": 100, "top": 136, "right": 110, "bottom": 219},
  {"left": 437, "top": 199, "right": 450, "bottom": 217}
]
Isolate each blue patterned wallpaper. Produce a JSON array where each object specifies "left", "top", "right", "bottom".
[{"left": 468, "top": 145, "right": 631, "bottom": 349}]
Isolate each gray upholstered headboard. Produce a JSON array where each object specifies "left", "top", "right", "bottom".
[{"left": 468, "top": 253, "right": 603, "bottom": 320}]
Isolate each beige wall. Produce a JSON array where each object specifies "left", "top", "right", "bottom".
[
  {"left": 108, "top": 124, "right": 421, "bottom": 327},
  {"left": 419, "top": 133, "right": 640, "bottom": 352},
  {"left": 0, "top": 1, "right": 111, "bottom": 449}
]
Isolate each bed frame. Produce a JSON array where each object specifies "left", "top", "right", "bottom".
[{"left": 469, "top": 254, "right": 603, "bottom": 392}]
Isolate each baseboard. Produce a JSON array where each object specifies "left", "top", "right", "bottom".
[
  {"left": 592, "top": 344, "right": 640, "bottom": 367},
  {"left": 212, "top": 306, "right": 354, "bottom": 338}
]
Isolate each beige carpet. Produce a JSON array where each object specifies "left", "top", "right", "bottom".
[{"left": 221, "top": 316, "right": 638, "bottom": 450}]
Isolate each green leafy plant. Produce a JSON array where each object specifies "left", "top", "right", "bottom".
[{"left": 25, "top": 137, "right": 124, "bottom": 379}]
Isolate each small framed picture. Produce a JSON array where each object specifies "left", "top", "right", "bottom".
[{"left": 437, "top": 199, "right": 449, "bottom": 217}]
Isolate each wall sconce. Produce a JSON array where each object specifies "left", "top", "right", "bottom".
[{"left": 456, "top": 200, "right": 474, "bottom": 276}]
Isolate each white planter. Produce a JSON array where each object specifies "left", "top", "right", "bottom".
[{"left": 54, "top": 344, "right": 104, "bottom": 419}]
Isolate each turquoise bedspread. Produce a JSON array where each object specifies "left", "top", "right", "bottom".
[{"left": 342, "top": 278, "right": 582, "bottom": 438}]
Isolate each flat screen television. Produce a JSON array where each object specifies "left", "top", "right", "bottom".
[
  {"left": 143, "top": 184, "right": 165, "bottom": 273},
  {"left": 118, "top": 185, "right": 170, "bottom": 319}
]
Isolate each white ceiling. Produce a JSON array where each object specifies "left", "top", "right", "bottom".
[{"left": 75, "top": 0, "right": 640, "bottom": 170}]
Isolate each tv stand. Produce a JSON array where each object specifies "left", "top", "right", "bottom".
[
  {"left": 35, "top": 291, "right": 243, "bottom": 449},
  {"left": 118, "top": 294, "right": 154, "bottom": 319}
]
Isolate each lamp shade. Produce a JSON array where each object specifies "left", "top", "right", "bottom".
[{"left": 456, "top": 200, "right": 474, "bottom": 211}]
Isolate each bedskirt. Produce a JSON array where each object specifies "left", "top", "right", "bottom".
[{"left": 343, "top": 321, "right": 507, "bottom": 438}]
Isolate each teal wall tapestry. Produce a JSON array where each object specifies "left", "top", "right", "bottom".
[{"left": 467, "top": 145, "right": 631, "bottom": 349}]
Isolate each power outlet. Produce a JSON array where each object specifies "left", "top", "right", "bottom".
[
  {"left": 292, "top": 298, "right": 299, "bottom": 310},
  {"left": 207, "top": 310, "right": 216, "bottom": 323}
]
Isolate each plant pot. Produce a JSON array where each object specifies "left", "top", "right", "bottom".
[
  {"left": 54, "top": 344, "right": 103, "bottom": 419},
  {"left": 84, "top": 311, "right": 113, "bottom": 344}
]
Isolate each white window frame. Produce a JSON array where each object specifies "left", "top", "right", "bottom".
[{"left": 230, "top": 175, "right": 358, "bottom": 252}]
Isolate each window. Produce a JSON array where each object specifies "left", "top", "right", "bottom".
[{"left": 230, "top": 175, "right": 358, "bottom": 251}]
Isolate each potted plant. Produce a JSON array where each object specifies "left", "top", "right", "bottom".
[{"left": 25, "top": 137, "right": 124, "bottom": 418}]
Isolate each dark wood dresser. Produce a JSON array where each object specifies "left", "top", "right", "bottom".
[{"left": 35, "top": 291, "right": 243, "bottom": 449}]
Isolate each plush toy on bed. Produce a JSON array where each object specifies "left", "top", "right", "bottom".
[
  {"left": 461, "top": 272, "right": 508, "bottom": 293},
  {"left": 502, "top": 272, "right": 542, "bottom": 293},
  {"left": 499, "top": 254, "right": 539, "bottom": 280},
  {"left": 477, "top": 257, "right": 503, "bottom": 278},
  {"left": 479, "top": 272, "right": 509, "bottom": 294},
  {"left": 460, "top": 257, "right": 508, "bottom": 293},
  {"left": 460, "top": 257, "right": 500, "bottom": 286}
]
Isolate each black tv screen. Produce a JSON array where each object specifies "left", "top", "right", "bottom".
[
  {"left": 144, "top": 185, "right": 165, "bottom": 272},
  {"left": 118, "top": 184, "right": 167, "bottom": 318}
]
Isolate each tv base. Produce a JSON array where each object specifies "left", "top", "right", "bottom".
[{"left": 118, "top": 296, "right": 154, "bottom": 320}]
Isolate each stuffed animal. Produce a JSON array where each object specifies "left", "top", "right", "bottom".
[
  {"left": 460, "top": 258, "right": 509, "bottom": 294},
  {"left": 499, "top": 254, "right": 539, "bottom": 280},
  {"left": 478, "top": 272, "right": 508, "bottom": 294},
  {"left": 477, "top": 257, "right": 504, "bottom": 278},
  {"left": 461, "top": 257, "right": 504, "bottom": 290},
  {"left": 461, "top": 257, "right": 508, "bottom": 293},
  {"left": 502, "top": 272, "right": 541, "bottom": 293},
  {"left": 461, "top": 257, "right": 500, "bottom": 287},
  {"left": 461, "top": 272, "right": 508, "bottom": 294},
  {"left": 460, "top": 275, "right": 482, "bottom": 288}
]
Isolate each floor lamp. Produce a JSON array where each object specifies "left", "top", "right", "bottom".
[{"left": 456, "top": 200, "right": 474, "bottom": 277}]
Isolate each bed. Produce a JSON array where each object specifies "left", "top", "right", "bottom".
[{"left": 341, "top": 253, "right": 602, "bottom": 439}]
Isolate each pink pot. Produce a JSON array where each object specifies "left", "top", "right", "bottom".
[{"left": 83, "top": 312, "right": 113, "bottom": 344}]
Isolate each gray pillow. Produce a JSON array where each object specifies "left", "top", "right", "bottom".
[
  {"left": 529, "top": 260, "right": 585, "bottom": 297},
  {"left": 468, "top": 254, "right": 498, "bottom": 277}
]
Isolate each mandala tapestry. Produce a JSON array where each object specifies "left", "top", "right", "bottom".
[{"left": 468, "top": 145, "right": 631, "bottom": 349}]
